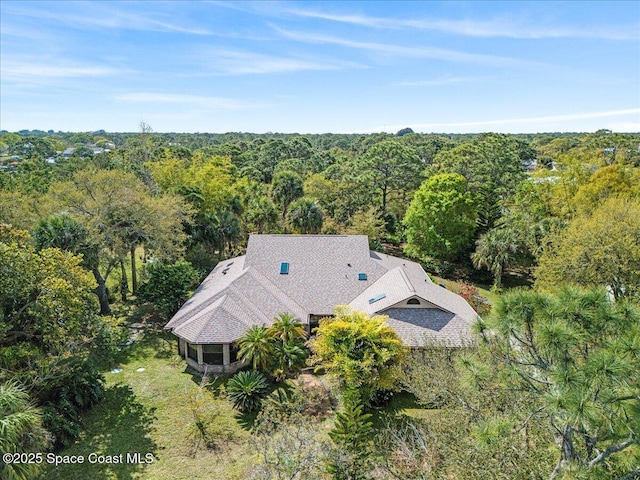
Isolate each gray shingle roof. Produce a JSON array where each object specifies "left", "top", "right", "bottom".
[
  {"left": 383, "top": 309, "right": 475, "bottom": 347},
  {"left": 245, "top": 234, "right": 388, "bottom": 314},
  {"left": 165, "top": 234, "right": 478, "bottom": 346}
]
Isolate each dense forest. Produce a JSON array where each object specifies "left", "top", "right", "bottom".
[{"left": 1, "top": 126, "right": 639, "bottom": 479}]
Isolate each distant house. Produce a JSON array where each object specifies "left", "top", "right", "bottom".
[
  {"left": 62, "top": 147, "right": 76, "bottom": 158},
  {"left": 165, "top": 235, "right": 478, "bottom": 373}
]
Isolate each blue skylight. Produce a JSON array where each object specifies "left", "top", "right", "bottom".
[
  {"left": 358, "top": 273, "right": 367, "bottom": 281},
  {"left": 280, "top": 262, "right": 289, "bottom": 275},
  {"left": 368, "top": 293, "right": 386, "bottom": 304}
]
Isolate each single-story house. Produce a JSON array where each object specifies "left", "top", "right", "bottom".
[{"left": 165, "top": 234, "right": 478, "bottom": 373}]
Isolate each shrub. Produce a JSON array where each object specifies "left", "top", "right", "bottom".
[
  {"left": 138, "top": 261, "right": 199, "bottom": 316},
  {"left": 309, "top": 306, "right": 406, "bottom": 407},
  {"left": 226, "top": 371, "right": 269, "bottom": 413},
  {"left": 450, "top": 282, "right": 492, "bottom": 317},
  {"left": 39, "top": 363, "right": 105, "bottom": 448}
]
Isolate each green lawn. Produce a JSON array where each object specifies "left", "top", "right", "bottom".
[
  {"left": 42, "top": 329, "right": 254, "bottom": 480},
  {"left": 40, "top": 299, "right": 482, "bottom": 479}
]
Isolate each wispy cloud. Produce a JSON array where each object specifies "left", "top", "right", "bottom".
[
  {"left": 369, "top": 108, "right": 640, "bottom": 132},
  {"left": 199, "top": 49, "right": 364, "bottom": 75},
  {"left": 115, "top": 93, "right": 266, "bottom": 110},
  {"left": 285, "top": 8, "right": 639, "bottom": 40},
  {"left": 4, "top": 3, "right": 214, "bottom": 36},
  {"left": 394, "top": 76, "right": 481, "bottom": 87},
  {"left": 2, "top": 61, "right": 120, "bottom": 80},
  {"left": 272, "top": 26, "right": 542, "bottom": 68}
]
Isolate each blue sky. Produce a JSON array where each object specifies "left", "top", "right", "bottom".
[{"left": 1, "top": 1, "right": 639, "bottom": 134}]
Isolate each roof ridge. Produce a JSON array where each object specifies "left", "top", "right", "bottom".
[
  {"left": 248, "top": 267, "right": 308, "bottom": 318},
  {"left": 398, "top": 266, "right": 416, "bottom": 293},
  {"left": 417, "top": 283, "right": 476, "bottom": 318},
  {"left": 176, "top": 294, "right": 227, "bottom": 340},
  {"left": 166, "top": 265, "right": 250, "bottom": 328},
  {"left": 225, "top": 282, "right": 272, "bottom": 325}
]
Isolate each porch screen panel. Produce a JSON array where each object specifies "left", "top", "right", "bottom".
[
  {"left": 230, "top": 343, "right": 240, "bottom": 363},
  {"left": 202, "top": 344, "right": 224, "bottom": 365},
  {"left": 187, "top": 343, "right": 198, "bottom": 362}
]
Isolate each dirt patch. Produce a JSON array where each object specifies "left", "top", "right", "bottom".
[{"left": 294, "top": 374, "right": 336, "bottom": 416}]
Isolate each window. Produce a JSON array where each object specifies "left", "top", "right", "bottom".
[
  {"left": 358, "top": 273, "right": 367, "bottom": 281},
  {"left": 187, "top": 343, "right": 198, "bottom": 362},
  {"left": 368, "top": 293, "right": 386, "bottom": 304},
  {"left": 309, "top": 314, "right": 330, "bottom": 333},
  {"left": 280, "top": 262, "right": 289, "bottom": 274},
  {"left": 230, "top": 343, "right": 240, "bottom": 363},
  {"left": 407, "top": 298, "right": 420, "bottom": 305},
  {"left": 202, "top": 344, "right": 224, "bottom": 365}
]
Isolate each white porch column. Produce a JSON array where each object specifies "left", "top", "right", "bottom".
[
  {"left": 197, "top": 345, "right": 203, "bottom": 365},
  {"left": 223, "top": 344, "right": 230, "bottom": 365}
]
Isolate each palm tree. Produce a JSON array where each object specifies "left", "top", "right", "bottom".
[
  {"left": 32, "top": 215, "right": 110, "bottom": 314},
  {"left": 0, "top": 381, "right": 48, "bottom": 480},
  {"left": 32, "top": 214, "right": 88, "bottom": 252},
  {"left": 246, "top": 196, "right": 278, "bottom": 234},
  {"left": 288, "top": 198, "right": 323, "bottom": 234},
  {"left": 272, "top": 341, "right": 308, "bottom": 381},
  {"left": 236, "top": 325, "right": 274, "bottom": 371},
  {"left": 471, "top": 227, "right": 520, "bottom": 289},
  {"left": 268, "top": 313, "right": 307, "bottom": 343},
  {"left": 271, "top": 171, "right": 304, "bottom": 231}
]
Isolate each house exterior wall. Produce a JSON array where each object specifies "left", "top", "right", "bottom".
[
  {"left": 181, "top": 341, "right": 245, "bottom": 374},
  {"left": 385, "top": 296, "right": 441, "bottom": 310}
]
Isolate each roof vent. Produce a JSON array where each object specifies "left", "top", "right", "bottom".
[
  {"left": 280, "top": 262, "right": 289, "bottom": 275},
  {"left": 368, "top": 293, "right": 386, "bottom": 304},
  {"left": 358, "top": 273, "right": 367, "bottom": 281}
]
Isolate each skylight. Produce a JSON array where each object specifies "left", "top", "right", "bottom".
[
  {"left": 280, "top": 262, "right": 289, "bottom": 275},
  {"left": 358, "top": 273, "right": 367, "bottom": 281},
  {"left": 368, "top": 293, "right": 386, "bottom": 304}
]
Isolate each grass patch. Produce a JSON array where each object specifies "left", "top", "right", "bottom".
[
  {"left": 41, "top": 313, "right": 450, "bottom": 479},
  {"left": 42, "top": 331, "right": 253, "bottom": 480}
]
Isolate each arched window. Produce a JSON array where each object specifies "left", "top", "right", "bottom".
[{"left": 407, "top": 298, "right": 420, "bottom": 305}]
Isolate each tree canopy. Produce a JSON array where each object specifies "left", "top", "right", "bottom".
[
  {"left": 404, "top": 173, "right": 478, "bottom": 261},
  {"left": 476, "top": 287, "right": 640, "bottom": 479},
  {"left": 536, "top": 197, "right": 640, "bottom": 300},
  {"left": 309, "top": 306, "right": 406, "bottom": 406},
  {"left": 357, "top": 139, "right": 423, "bottom": 217},
  {"left": 431, "top": 133, "right": 527, "bottom": 230},
  {"left": 0, "top": 225, "right": 121, "bottom": 447}
]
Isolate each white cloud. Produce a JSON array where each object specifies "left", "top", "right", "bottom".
[
  {"left": 271, "top": 26, "right": 542, "bottom": 68},
  {"left": 115, "top": 92, "right": 266, "bottom": 110},
  {"left": 200, "top": 49, "right": 364, "bottom": 75},
  {"left": 4, "top": 3, "right": 214, "bottom": 36},
  {"left": 394, "top": 76, "right": 481, "bottom": 87},
  {"left": 368, "top": 108, "right": 640, "bottom": 133},
  {"left": 3, "top": 62, "right": 119, "bottom": 79},
  {"left": 285, "top": 8, "right": 639, "bottom": 40}
]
